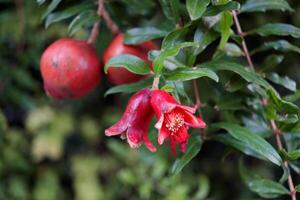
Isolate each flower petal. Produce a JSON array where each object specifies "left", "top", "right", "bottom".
[
  {"left": 143, "top": 131, "right": 157, "bottom": 152},
  {"left": 183, "top": 111, "right": 206, "bottom": 128},
  {"left": 154, "top": 115, "right": 164, "bottom": 129},
  {"left": 176, "top": 104, "right": 197, "bottom": 113},
  {"left": 170, "top": 137, "right": 176, "bottom": 156},
  {"left": 158, "top": 126, "right": 170, "bottom": 145},
  {"left": 105, "top": 120, "right": 128, "bottom": 136},
  {"left": 173, "top": 126, "right": 189, "bottom": 143},
  {"left": 126, "top": 127, "right": 143, "bottom": 149}
]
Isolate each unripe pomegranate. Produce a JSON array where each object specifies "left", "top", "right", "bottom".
[
  {"left": 103, "top": 34, "right": 156, "bottom": 85},
  {"left": 40, "top": 38, "right": 101, "bottom": 100}
]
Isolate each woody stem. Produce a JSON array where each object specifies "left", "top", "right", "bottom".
[
  {"left": 88, "top": 0, "right": 104, "bottom": 45},
  {"left": 232, "top": 10, "right": 296, "bottom": 200},
  {"left": 88, "top": 0, "right": 120, "bottom": 45}
]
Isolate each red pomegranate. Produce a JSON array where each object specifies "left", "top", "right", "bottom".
[
  {"left": 40, "top": 38, "right": 101, "bottom": 100},
  {"left": 102, "top": 34, "right": 156, "bottom": 85}
]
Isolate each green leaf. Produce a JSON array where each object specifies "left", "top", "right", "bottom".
[
  {"left": 267, "top": 89, "right": 300, "bottom": 115},
  {"left": 241, "top": 0, "right": 293, "bottom": 13},
  {"left": 261, "top": 54, "right": 284, "bottom": 72},
  {"left": 219, "top": 11, "right": 232, "bottom": 49},
  {"left": 249, "top": 23, "right": 300, "bottom": 38},
  {"left": 45, "top": 3, "right": 92, "bottom": 28},
  {"left": 239, "top": 161, "right": 289, "bottom": 198},
  {"left": 222, "top": 43, "right": 243, "bottom": 57},
  {"left": 68, "top": 11, "right": 99, "bottom": 36},
  {"left": 199, "top": 61, "right": 270, "bottom": 89},
  {"left": 154, "top": 42, "right": 199, "bottom": 74},
  {"left": 267, "top": 72, "right": 296, "bottom": 92},
  {"left": 284, "top": 91, "right": 300, "bottom": 102},
  {"left": 166, "top": 67, "right": 219, "bottom": 82},
  {"left": 279, "top": 149, "right": 300, "bottom": 161},
  {"left": 104, "top": 77, "right": 153, "bottom": 97},
  {"left": 251, "top": 40, "right": 300, "bottom": 55},
  {"left": 104, "top": 54, "right": 151, "bottom": 75},
  {"left": 171, "top": 136, "right": 202, "bottom": 175},
  {"left": 212, "top": 123, "right": 282, "bottom": 166},
  {"left": 124, "top": 27, "right": 168, "bottom": 45},
  {"left": 193, "top": 28, "right": 219, "bottom": 55},
  {"left": 214, "top": 134, "right": 267, "bottom": 161},
  {"left": 37, "top": 0, "right": 47, "bottom": 6},
  {"left": 186, "top": 0, "right": 210, "bottom": 20},
  {"left": 203, "top": 1, "right": 240, "bottom": 16},
  {"left": 295, "top": 184, "right": 300, "bottom": 192},
  {"left": 159, "top": 0, "right": 180, "bottom": 24},
  {"left": 162, "top": 24, "right": 191, "bottom": 49},
  {"left": 42, "top": 0, "right": 62, "bottom": 19},
  {"left": 200, "top": 60, "right": 300, "bottom": 116},
  {"left": 161, "top": 84, "right": 175, "bottom": 92}
]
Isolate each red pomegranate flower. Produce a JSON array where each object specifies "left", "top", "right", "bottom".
[
  {"left": 150, "top": 90, "right": 206, "bottom": 155},
  {"left": 105, "top": 88, "right": 156, "bottom": 152}
]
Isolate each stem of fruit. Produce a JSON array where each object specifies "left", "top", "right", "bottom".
[
  {"left": 102, "top": 4, "right": 120, "bottom": 36},
  {"left": 88, "top": 0, "right": 120, "bottom": 45},
  {"left": 88, "top": 0, "right": 104, "bottom": 45},
  {"left": 152, "top": 77, "right": 160, "bottom": 90},
  {"left": 232, "top": 10, "right": 296, "bottom": 200}
]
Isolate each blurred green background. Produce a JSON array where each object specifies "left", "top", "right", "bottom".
[{"left": 1, "top": 0, "right": 300, "bottom": 199}]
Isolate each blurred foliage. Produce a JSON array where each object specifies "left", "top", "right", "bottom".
[{"left": 1, "top": 0, "right": 300, "bottom": 199}]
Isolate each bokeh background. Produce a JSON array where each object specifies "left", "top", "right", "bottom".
[{"left": 1, "top": 0, "right": 300, "bottom": 199}]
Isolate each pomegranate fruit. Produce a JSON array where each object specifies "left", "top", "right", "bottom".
[
  {"left": 40, "top": 38, "right": 101, "bottom": 100},
  {"left": 102, "top": 34, "right": 156, "bottom": 85}
]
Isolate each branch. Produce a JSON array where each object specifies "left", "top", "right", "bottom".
[
  {"left": 232, "top": 10, "right": 296, "bottom": 200},
  {"left": 102, "top": 6, "right": 120, "bottom": 36},
  {"left": 88, "top": 0, "right": 104, "bottom": 45},
  {"left": 232, "top": 11, "right": 254, "bottom": 70}
]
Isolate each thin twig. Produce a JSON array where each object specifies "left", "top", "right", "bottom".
[
  {"left": 88, "top": 0, "right": 104, "bottom": 45},
  {"left": 232, "top": 11, "right": 254, "bottom": 70},
  {"left": 232, "top": 10, "right": 296, "bottom": 200},
  {"left": 193, "top": 80, "right": 202, "bottom": 109},
  {"left": 102, "top": 5, "right": 120, "bottom": 36}
]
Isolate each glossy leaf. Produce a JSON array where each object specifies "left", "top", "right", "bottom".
[
  {"left": 186, "top": 0, "right": 210, "bottom": 20},
  {"left": 154, "top": 42, "right": 199, "bottom": 74},
  {"left": 280, "top": 149, "right": 300, "bottom": 161},
  {"left": 267, "top": 72, "right": 296, "bottom": 92},
  {"left": 45, "top": 3, "right": 92, "bottom": 28},
  {"left": 251, "top": 40, "right": 300, "bottom": 55},
  {"left": 68, "top": 11, "right": 99, "bottom": 36},
  {"left": 166, "top": 67, "right": 219, "bottom": 82},
  {"left": 261, "top": 54, "right": 284, "bottom": 72},
  {"left": 239, "top": 161, "right": 289, "bottom": 198},
  {"left": 104, "top": 77, "right": 153, "bottom": 97},
  {"left": 241, "top": 0, "right": 293, "bottom": 13},
  {"left": 249, "top": 23, "right": 300, "bottom": 38},
  {"left": 203, "top": 1, "right": 240, "bottom": 16},
  {"left": 199, "top": 61, "right": 270, "bottom": 89},
  {"left": 159, "top": 0, "right": 180, "bottom": 24},
  {"left": 222, "top": 43, "right": 243, "bottom": 57},
  {"left": 212, "top": 123, "right": 282, "bottom": 166},
  {"left": 124, "top": 27, "right": 168, "bottom": 45},
  {"left": 104, "top": 54, "right": 151, "bottom": 75},
  {"left": 162, "top": 24, "right": 191, "bottom": 49},
  {"left": 219, "top": 11, "right": 232, "bottom": 49},
  {"left": 42, "top": 0, "right": 62, "bottom": 19},
  {"left": 171, "top": 136, "right": 202, "bottom": 175},
  {"left": 193, "top": 28, "right": 219, "bottom": 55},
  {"left": 214, "top": 134, "right": 267, "bottom": 160}
]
